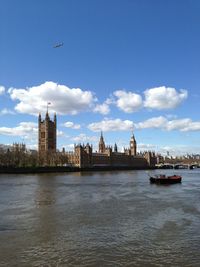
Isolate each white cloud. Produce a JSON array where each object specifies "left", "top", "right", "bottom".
[
  {"left": 137, "top": 143, "right": 157, "bottom": 150},
  {"left": 165, "top": 118, "right": 191, "bottom": 131},
  {"left": 71, "top": 133, "right": 98, "bottom": 143},
  {"left": 63, "top": 121, "right": 81, "bottom": 129},
  {"left": 93, "top": 102, "right": 110, "bottom": 115},
  {"left": 114, "top": 90, "right": 143, "bottom": 113},
  {"left": 26, "top": 144, "right": 38, "bottom": 150},
  {"left": 135, "top": 116, "right": 167, "bottom": 129},
  {"left": 93, "top": 97, "right": 115, "bottom": 115},
  {"left": 0, "top": 121, "right": 64, "bottom": 147},
  {"left": 135, "top": 116, "right": 200, "bottom": 132},
  {"left": 112, "top": 86, "right": 187, "bottom": 113},
  {"left": 6, "top": 83, "right": 189, "bottom": 117},
  {"left": 88, "top": 118, "right": 134, "bottom": 132},
  {"left": 165, "top": 117, "right": 200, "bottom": 132},
  {"left": 0, "top": 108, "right": 15, "bottom": 115},
  {"left": 57, "top": 130, "right": 64, "bottom": 136},
  {"left": 144, "top": 86, "right": 188, "bottom": 110},
  {"left": 8, "top": 81, "right": 96, "bottom": 115},
  {"left": 88, "top": 116, "right": 200, "bottom": 133},
  {"left": 137, "top": 144, "right": 200, "bottom": 156},
  {"left": 0, "top": 122, "right": 38, "bottom": 140},
  {"left": 105, "top": 97, "right": 114, "bottom": 105},
  {"left": 0, "top": 86, "right": 5, "bottom": 95},
  {"left": 176, "top": 120, "right": 200, "bottom": 132},
  {"left": 62, "top": 144, "right": 75, "bottom": 151},
  {"left": 158, "top": 145, "right": 200, "bottom": 157}
]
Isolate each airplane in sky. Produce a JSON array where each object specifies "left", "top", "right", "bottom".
[{"left": 53, "top": 42, "right": 64, "bottom": 48}]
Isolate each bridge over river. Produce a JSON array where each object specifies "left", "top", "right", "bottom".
[{"left": 156, "top": 163, "right": 200, "bottom": 169}]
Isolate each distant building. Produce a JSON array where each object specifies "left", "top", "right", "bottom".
[
  {"left": 65, "top": 130, "right": 156, "bottom": 168},
  {"left": 38, "top": 111, "right": 57, "bottom": 156},
  {"left": 12, "top": 143, "right": 26, "bottom": 153},
  {"left": 114, "top": 143, "right": 118, "bottom": 153},
  {"left": 155, "top": 153, "right": 164, "bottom": 165},
  {"left": 37, "top": 113, "right": 156, "bottom": 168}
]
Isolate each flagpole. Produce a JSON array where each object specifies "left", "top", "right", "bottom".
[{"left": 47, "top": 102, "right": 51, "bottom": 113}]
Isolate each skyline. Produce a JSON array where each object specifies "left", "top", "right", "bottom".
[{"left": 1, "top": 0, "right": 200, "bottom": 156}]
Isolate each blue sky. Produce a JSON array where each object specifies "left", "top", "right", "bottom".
[{"left": 0, "top": 0, "right": 200, "bottom": 155}]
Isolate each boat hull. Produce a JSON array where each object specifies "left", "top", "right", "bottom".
[{"left": 150, "top": 176, "right": 182, "bottom": 184}]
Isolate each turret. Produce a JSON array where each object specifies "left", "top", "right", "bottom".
[
  {"left": 45, "top": 111, "right": 50, "bottom": 121},
  {"left": 38, "top": 113, "right": 41, "bottom": 123},
  {"left": 85, "top": 143, "right": 92, "bottom": 154},
  {"left": 99, "top": 131, "right": 106, "bottom": 153},
  {"left": 114, "top": 143, "right": 118, "bottom": 153}
]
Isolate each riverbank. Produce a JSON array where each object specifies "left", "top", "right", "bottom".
[{"left": 0, "top": 165, "right": 155, "bottom": 174}]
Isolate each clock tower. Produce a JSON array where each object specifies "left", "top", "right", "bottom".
[{"left": 130, "top": 133, "right": 137, "bottom": 156}]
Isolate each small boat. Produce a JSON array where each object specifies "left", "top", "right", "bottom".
[{"left": 149, "top": 174, "right": 182, "bottom": 184}]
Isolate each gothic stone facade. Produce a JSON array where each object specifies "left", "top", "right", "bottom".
[
  {"left": 38, "top": 113, "right": 155, "bottom": 168},
  {"left": 38, "top": 112, "right": 57, "bottom": 157},
  {"left": 65, "top": 132, "right": 156, "bottom": 168}
]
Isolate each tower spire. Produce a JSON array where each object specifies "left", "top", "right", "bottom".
[
  {"left": 131, "top": 127, "right": 134, "bottom": 138},
  {"left": 38, "top": 112, "right": 41, "bottom": 122},
  {"left": 99, "top": 131, "right": 106, "bottom": 153}
]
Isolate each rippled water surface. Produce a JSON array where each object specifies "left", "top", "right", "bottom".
[{"left": 0, "top": 169, "right": 200, "bottom": 267}]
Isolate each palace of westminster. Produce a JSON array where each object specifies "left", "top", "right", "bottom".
[
  {"left": 1, "top": 111, "right": 199, "bottom": 168},
  {"left": 38, "top": 111, "right": 156, "bottom": 168}
]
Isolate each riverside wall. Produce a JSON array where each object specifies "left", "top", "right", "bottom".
[{"left": 0, "top": 165, "right": 155, "bottom": 174}]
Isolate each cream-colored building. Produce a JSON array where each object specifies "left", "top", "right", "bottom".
[
  {"left": 65, "top": 132, "right": 156, "bottom": 168},
  {"left": 38, "top": 113, "right": 156, "bottom": 168}
]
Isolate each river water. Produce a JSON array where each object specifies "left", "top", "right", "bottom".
[{"left": 0, "top": 169, "right": 200, "bottom": 267}]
